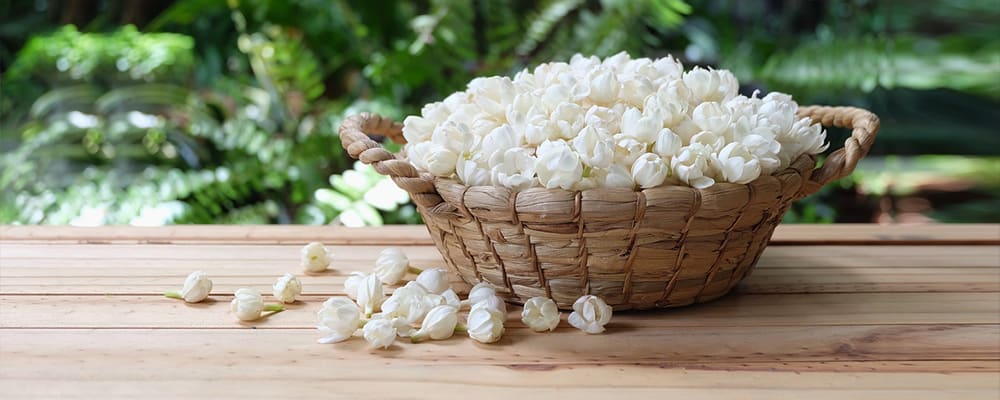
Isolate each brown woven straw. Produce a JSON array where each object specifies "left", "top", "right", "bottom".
[{"left": 340, "top": 106, "right": 880, "bottom": 310}]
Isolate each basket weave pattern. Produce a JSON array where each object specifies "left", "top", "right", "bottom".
[{"left": 340, "top": 106, "right": 879, "bottom": 310}]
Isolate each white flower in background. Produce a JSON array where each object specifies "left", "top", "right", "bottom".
[
  {"left": 779, "top": 117, "right": 829, "bottom": 166},
  {"left": 317, "top": 297, "right": 361, "bottom": 344},
  {"left": 343, "top": 271, "right": 367, "bottom": 299},
  {"left": 568, "top": 295, "right": 613, "bottom": 334},
  {"left": 572, "top": 126, "right": 614, "bottom": 169},
  {"left": 411, "top": 305, "right": 460, "bottom": 342},
  {"left": 631, "top": 153, "right": 669, "bottom": 189},
  {"left": 521, "top": 297, "right": 561, "bottom": 332},
  {"left": 301, "top": 242, "right": 331, "bottom": 273},
  {"left": 357, "top": 273, "right": 384, "bottom": 317},
  {"left": 272, "top": 273, "right": 301, "bottom": 304},
  {"left": 167, "top": 270, "right": 212, "bottom": 303},
  {"left": 672, "top": 144, "right": 716, "bottom": 189},
  {"left": 469, "top": 76, "right": 516, "bottom": 117},
  {"left": 362, "top": 317, "right": 397, "bottom": 349},
  {"left": 231, "top": 288, "right": 268, "bottom": 322},
  {"left": 467, "top": 302, "right": 505, "bottom": 344},
  {"left": 415, "top": 268, "right": 451, "bottom": 294},
  {"left": 363, "top": 179, "right": 409, "bottom": 211},
  {"left": 712, "top": 142, "right": 763, "bottom": 184},
  {"left": 480, "top": 124, "right": 520, "bottom": 165},
  {"left": 374, "top": 248, "right": 410, "bottom": 285},
  {"left": 535, "top": 140, "right": 583, "bottom": 190}
]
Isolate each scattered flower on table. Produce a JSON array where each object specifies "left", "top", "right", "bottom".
[
  {"left": 301, "top": 242, "right": 331, "bottom": 272},
  {"left": 362, "top": 316, "right": 397, "bottom": 349},
  {"left": 343, "top": 271, "right": 367, "bottom": 299},
  {"left": 415, "top": 268, "right": 451, "bottom": 294},
  {"left": 410, "top": 305, "right": 460, "bottom": 342},
  {"left": 462, "top": 282, "right": 496, "bottom": 307},
  {"left": 272, "top": 272, "right": 301, "bottom": 304},
  {"left": 466, "top": 302, "right": 505, "bottom": 344},
  {"left": 521, "top": 297, "right": 560, "bottom": 332},
  {"left": 164, "top": 270, "right": 212, "bottom": 303},
  {"left": 380, "top": 281, "right": 444, "bottom": 336},
  {"left": 374, "top": 248, "right": 412, "bottom": 285},
  {"left": 472, "top": 293, "right": 508, "bottom": 319},
  {"left": 356, "top": 273, "right": 385, "bottom": 317},
  {"left": 568, "top": 295, "right": 613, "bottom": 334},
  {"left": 317, "top": 297, "right": 362, "bottom": 344},
  {"left": 231, "top": 288, "right": 284, "bottom": 322},
  {"left": 441, "top": 288, "right": 462, "bottom": 308},
  {"left": 401, "top": 52, "right": 829, "bottom": 191}
]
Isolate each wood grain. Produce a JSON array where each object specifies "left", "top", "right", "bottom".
[
  {"left": 1, "top": 225, "right": 997, "bottom": 399},
  {"left": 2, "top": 224, "right": 997, "bottom": 245}
]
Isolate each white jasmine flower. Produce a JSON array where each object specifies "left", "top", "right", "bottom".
[
  {"left": 672, "top": 144, "right": 716, "bottom": 189},
  {"left": 652, "top": 128, "right": 682, "bottom": 158},
  {"left": 415, "top": 268, "right": 451, "bottom": 295},
  {"left": 620, "top": 107, "right": 660, "bottom": 143},
  {"left": 230, "top": 288, "right": 283, "bottom": 322},
  {"left": 272, "top": 273, "right": 301, "bottom": 304},
  {"left": 165, "top": 270, "right": 212, "bottom": 303},
  {"left": 602, "top": 163, "right": 635, "bottom": 189},
  {"left": 410, "top": 305, "right": 460, "bottom": 342},
  {"left": 467, "top": 302, "right": 505, "bottom": 344},
  {"left": 317, "top": 297, "right": 361, "bottom": 344},
  {"left": 356, "top": 273, "right": 384, "bottom": 317},
  {"left": 692, "top": 102, "right": 733, "bottom": 134},
  {"left": 374, "top": 248, "right": 410, "bottom": 285},
  {"left": 521, "top": 297, "right": 560, "bottom": 332},
  {"left": 456, "top": 159, "right": 492, "bottom": 186},
  {"left": 491, "top": 148, "right": 538, "bottom": 190},
  {"left": 362, "top": 317, "right": 397, "bottom": 349},
  {"left": 406, "top": 142, "right": 459, "bottom": 177},
  {"left": 613, "top": 136, "right": 647, "bottom": 167},
  {"left": 712, "top": 142, "right": 762, "bottom": 184},
  {"left": 301, "top": 242, "right": 330, "bottom": 273},
  {"left": 587, "top": 67, "right": 619, "bottom": 106},
  {"left": 572, "top": 126, "right": 614, "bottom": 169},
  {"left": 441, "top": 288, "right": 462, "bottom": 308},
  {"left": 631, "top": 153, "right": 669, "bottom": 189},
  {"left": 381, "top": 281, "right": 444, "bottom": 333},
  {"left": 343, "top": 271, "right": 367, "bottom": 299},
  {"left": 473, "top": 293, "right": 508, "bottom": 319},
  {"left": 535, "top": 140, "right": 583, "bottom": 190},
  {"left": 466, "top": 282, "right": 497, "bottom": 305},
  {"left": 568, "top": 295, "right": 613, "bottom": 334}
]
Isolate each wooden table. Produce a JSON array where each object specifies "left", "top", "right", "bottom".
[{"left": 1, "top": 224, "right": 998, "bottom": 399}]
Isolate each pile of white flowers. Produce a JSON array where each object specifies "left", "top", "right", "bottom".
[
  {"left": 165, "top": 242, "right": 615, "bottom": 350},
  {"left": 402, "top": 52, "right": 828, "bottom": 190}
]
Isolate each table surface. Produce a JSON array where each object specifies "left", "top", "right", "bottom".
[{"left": 1, "top": 224, "right": 998, "bottom": 399}]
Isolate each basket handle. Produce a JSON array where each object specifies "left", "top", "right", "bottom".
[
  {"left": 338, "top": 113, "right": 444, "bottom": 208},
  {"left": 795, "top": 106, "right": 880, "bottom": 197}
]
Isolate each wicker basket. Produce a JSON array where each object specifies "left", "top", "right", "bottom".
[{"left": 340, "top": 106, "right": 879, "bottom": 310}]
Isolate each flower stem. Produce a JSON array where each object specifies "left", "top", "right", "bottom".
[
  {"left": 410, "top": 332, "right": 427, "bottom": 343},
  {"left": 407, "top": 265, "right": 424, "bottom": 274},
  {"left": 263, "top": 304, "right": 285, "bottom": 312},
  {"left": 454, "top": 323, "right": 468, "bottom": 333},
  {"left": 164, "top": 291, "right": 183, "bottom": 300}
]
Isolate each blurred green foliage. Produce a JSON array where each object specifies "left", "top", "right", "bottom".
[{"left": 1, "top": 0, "right": 997, "bottom": 225}]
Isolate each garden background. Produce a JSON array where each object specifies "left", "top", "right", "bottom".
[{"left": 1, "top": 0, "right": 997, "bottom": 226}]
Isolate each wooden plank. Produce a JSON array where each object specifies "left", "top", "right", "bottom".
[
  {"left": 2, "top": 224, "right": 998, "bottom": 245},
  {"left": 1, "top": 366, "right": 998, "bottom": 400},
  {"left": 1, "top": 246, "right": 996, "bottom": 295},
  {"left": 0, "top": 326, "right": 996, "bottom": 369},
  {"left": 2, "top": 293, "right": 997, "bottom": 329}
]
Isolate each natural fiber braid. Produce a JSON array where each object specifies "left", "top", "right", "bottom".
[
  {"left": 338, "top": 113, "right": 443, "bottom": 208},
  {"left": 796, "top": 106, "right": 880, "bottom": 196}
]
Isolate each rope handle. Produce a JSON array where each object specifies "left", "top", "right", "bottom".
[
  {"left": 338, "top": 113, "right": 443, "bottom": 208},
  {"left": 795, "top": 106, "right": 880, "bottom": 197},
  {"left": 338, "top": 106, "right": 880, "bottom": 204}
]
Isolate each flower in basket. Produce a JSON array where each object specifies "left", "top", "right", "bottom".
[{"left": 400, "top": 52, "right": 828, "bottom": 191}]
